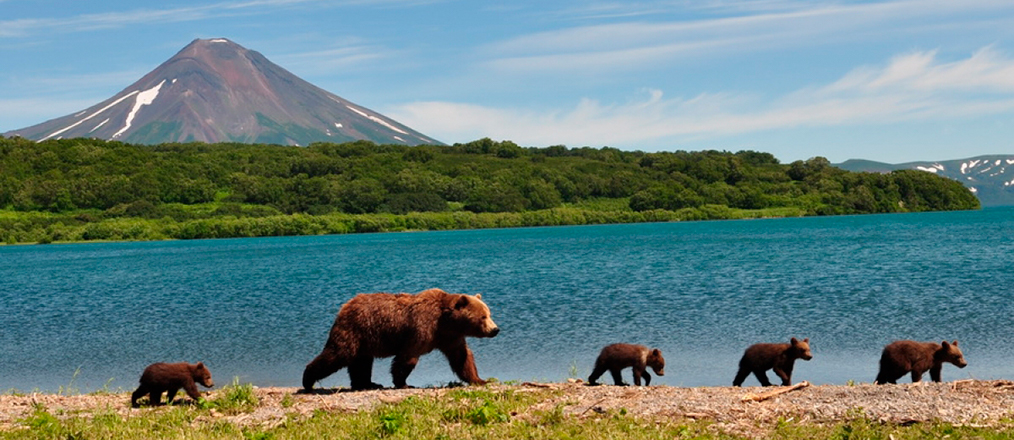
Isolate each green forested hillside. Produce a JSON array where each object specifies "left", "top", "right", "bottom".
[{"left": 0, "top": 136, "right": 979, "bottom": 243}]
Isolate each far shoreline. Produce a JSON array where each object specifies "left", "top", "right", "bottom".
[{"left": 1, "top": 204, "right": 993, "bottom": 247}]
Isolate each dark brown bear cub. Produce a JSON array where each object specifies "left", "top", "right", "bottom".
[
  {"left": 733, "top": 337, "right": 812, "bottom": 387},
  {"left": 875, "top": 340, "right": 967, "bottom": 384},
  {"left": 302, "top": 289, "right": 499, "bottom": 391},
  {"left": 587, "top": 343, "right": 665, "bottom": 386},
  {"left": 131, "top": 362, "right": 214, "bottom": 407}
]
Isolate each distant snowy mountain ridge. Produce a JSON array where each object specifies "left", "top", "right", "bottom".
[{"left": 835, "top": 155, "right": 1014, "bottom": 206}]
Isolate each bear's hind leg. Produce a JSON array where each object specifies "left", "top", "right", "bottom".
[{"left": 391, "top": 355, "right": 419, "bottom": 389}]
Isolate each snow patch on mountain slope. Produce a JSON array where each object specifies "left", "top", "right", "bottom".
[
  {"left": 89, "top": 118, "right": 110, "bottom": 133},
  {"left": 114, "top": 80, "right": 166, "bottom": 138},
  {"left": 345, "top": 105, "right": 409, "bottom": 135},
  {"left": 42, "top": 91, "right": 140, "bottom": 141}
]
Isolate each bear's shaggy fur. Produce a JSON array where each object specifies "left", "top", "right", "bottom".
[
  {"left": 302, "top": 288, "right": 500, "bottom": 391},
  {"left": 733, "top": 337, "right": 812, "bottom": 387},
  {"left": 875, "top": 340, "right": 967, "bottom": 384},
  {"left": 587, "top": 343, "right": 665, "bottom": 386},
  {"left": 130, "top": 362, "right": 214, "bottom": 407}
]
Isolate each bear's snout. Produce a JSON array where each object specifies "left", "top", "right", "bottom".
[{"left": 486, "top": 326, "right": 500, "bottom": 337}]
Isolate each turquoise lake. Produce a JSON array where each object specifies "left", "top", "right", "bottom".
[{"left": 2, "top": 207, "right": 1012, "bottom": 392}]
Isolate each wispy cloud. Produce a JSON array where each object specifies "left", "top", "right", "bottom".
[
  {"left": 484, "top": 0, "right": 1014, "bottom": 75},
  {"left": 273, "top": 43, "right": 391, "bottom": 76},
  {"left": 389, "top": 46, "right": 1014, "bottom": 147},
  {"left": 0, "top": 0, "right": 440, "bottom": 38},
  {"left": 0, "top": 98, "right": 99, "bottom": 126}
]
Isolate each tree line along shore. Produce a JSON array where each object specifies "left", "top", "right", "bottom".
[{"left": 0, "top": 136, "right": 979, "bottom": 244}]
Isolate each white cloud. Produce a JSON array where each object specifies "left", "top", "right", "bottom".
[{"left": 389, "top": 46, "right": 1014, "bottom": 147}]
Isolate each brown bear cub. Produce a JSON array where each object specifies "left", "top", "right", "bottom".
[
  {"left": 587, "top": 343, "right": 665, "bottom": 386},
  {"left": 875, "top": 340, "right": 967, "bottom": 384},
  {"left": 733, "top": 337, "right": 812, "bottom": 387},
  {"left": 130, "top": 362, "right": 214, "bottom": 407},
  {"left": 302, "top": 288, "right": 499, "bottom": 391}
]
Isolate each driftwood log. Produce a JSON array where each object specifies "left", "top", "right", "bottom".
[{"left": 741, "top": 381, "right": 810, "bottom": 402}]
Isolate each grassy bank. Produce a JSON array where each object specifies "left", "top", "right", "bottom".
[
  {"left": 4, "top": 381, "right": 1014, "bottom": 439},
  {"left": 0, "top": 202, "right": 807, "bottom": 245}
]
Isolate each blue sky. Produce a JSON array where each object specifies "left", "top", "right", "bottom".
[{"left": 2, "top": 0, "right": 1013, "bottom": 163}]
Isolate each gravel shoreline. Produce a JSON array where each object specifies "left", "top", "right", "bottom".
[{"left": 3, "top": 379, "right": 1013, "bottom": 437}]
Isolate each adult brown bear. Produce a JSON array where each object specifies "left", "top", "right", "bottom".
[
  {"left": 874, "top": 340, "right": 967, "bottom": 384},
  {"left": 302, "top": 288, "right": 500, "bottom": 391}
]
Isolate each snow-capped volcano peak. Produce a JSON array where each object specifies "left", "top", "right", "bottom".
[{"left": 6, "top": 38, "right": 437, "bottom": 146}]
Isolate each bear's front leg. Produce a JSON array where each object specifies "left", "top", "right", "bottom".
[
  {"left": 183, "top": 381, "right": 203, "bottom": 401},
  {"left": 632, "top": 368, "right": 643, "bottom": 386},
  {"left": 774, "top": 365, "right": 792, "bottom": 386},
  {"left": 610, "top": 368, "right": 627, "bottom": 386},
  {"left": 349, "top": 357, "right": 383, "bottom": 390},
  {"left": 753, "top": 370, "right": 773, "bottom": 387},
  {"left": 440, "top": 340, "right": 485, "bottom": 385},
  {"left": 587, "top": 364, "right": 607, "bottom": 385},
  {"left": 929, "top": 365, "right": 943, "bottom": 382},
  {"left": 131, "top": 385, "right": 149, "bottom": 408},
  {"left": 643, "top": 370, "right": 652, "bottom": 386},
  {"left": 165, "top": 387, "right": 180, "bottom": 405},
  {"left": 149, "top": 389, "right": 165, "bottom": 406},
  {"left": 391, "top": 355, "right": 419, "bottom": 389},
  {"left": 911, "top": 370, "right": 924, "bottom": 383}
]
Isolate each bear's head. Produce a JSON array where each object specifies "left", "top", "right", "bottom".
[
  {"left": 939, "top": 340, "right": 967, "bottom": 368},
  {"left": 192, "top": 362, "right": 214, "bottom": 388},
  {"left": 440, "top": 292, "right": 500, "bottom": 338},
  {"left": 790, "top": 337, "right": 813, "bottom": 361},
  {"left": 647, "top": 348, "right": 665, "bottom": 377}
]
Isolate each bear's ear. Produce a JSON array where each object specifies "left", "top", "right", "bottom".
[
  {"left": 941, "top": 340, "right": 950, "bottom": 348},
  {"left": 952, "top": 340, "right": 959, "bottom": 346},
  {"left": 475, "top": 293, "right": 482, "bottom": 300},
  {"left": 790, "top": 337, "right": 799, "bottom": 345},
  {"left": 455, "top": 295, "right": 470, "bottom": 310},
  {"left": 803, "top": 338, "right": 809, "bottom": 343},
  {"left": 651, "top": 348, "right": 661, "bottom": 357},
  {"left": 196, "top": 362, "right": 204, "bottom": 368}
]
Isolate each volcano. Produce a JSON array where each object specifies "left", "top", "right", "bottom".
[{"left": 5, "top": 38, "right": 438, "bottom": 146}]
